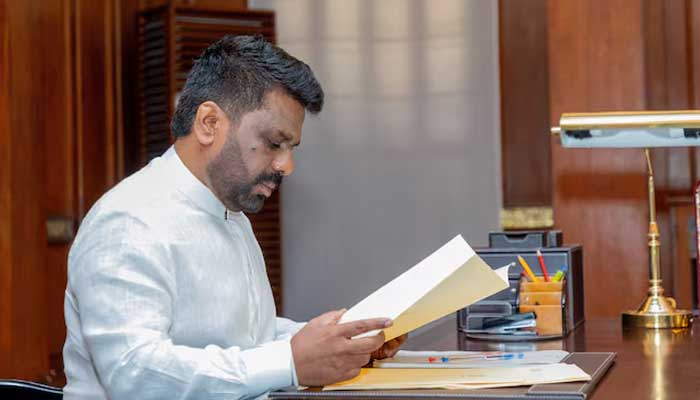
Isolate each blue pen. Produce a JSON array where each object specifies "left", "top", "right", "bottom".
[
  {"left": 437, "top": 352, "right": 525, "bottom": 363},
  {"left": 484, "top": 352, "right": 525, "bottom": 360}
]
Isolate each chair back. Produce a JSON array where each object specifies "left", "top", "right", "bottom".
[{"left": 0, "top": 379, "right": 62, "bottom": 400}]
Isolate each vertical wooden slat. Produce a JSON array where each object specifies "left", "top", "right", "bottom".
[
  {"left": 167, "top": 3, "right": 176, "bottom": 120},
  {"left": 104, "top": 0, "right": 117, "bottom": 184},
  {"left": 42, "top": 0, "right": 76, "bottom": 378},
  {"left": 75, "top": 0, "right": 85, "bottom": 219}
]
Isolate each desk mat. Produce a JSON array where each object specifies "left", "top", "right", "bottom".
[{"left": 269, "top": 352, "right": 616, "bottom": 400}]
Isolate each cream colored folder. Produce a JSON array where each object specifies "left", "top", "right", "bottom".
[
  {"left": 323, "top": 364, "right": 592, "bottom": 391},
  {"left": 339, "top": 235, "right": 509, "bottom": 341}
]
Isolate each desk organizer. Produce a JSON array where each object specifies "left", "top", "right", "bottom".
[{"left": 458, "top": 230, "right": 584, "bottom": 338}]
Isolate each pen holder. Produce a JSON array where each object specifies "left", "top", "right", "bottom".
[{"left": 518, "top": 277, "right": 566, "bottom": 336}]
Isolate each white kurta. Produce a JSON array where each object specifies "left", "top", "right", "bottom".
[{"left": 63, "top": 146, "right": 304, "bottom": 400}]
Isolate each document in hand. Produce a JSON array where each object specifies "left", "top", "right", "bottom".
[
  {"left": 323, "top": 364, "right": 591, "bottom": 391},
  {"left": 339, "top": 235, "right": 509, "bottom": 341}
]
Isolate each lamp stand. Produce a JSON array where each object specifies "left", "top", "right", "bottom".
[{"left": 621, "top": 149, "right": 693, "bottom": 329}]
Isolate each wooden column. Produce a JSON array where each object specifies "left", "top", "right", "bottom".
[
  {"left": 547, "top": 0, "right": 651, "bottom": 318},
  {"left": 499, "top": 0, "right": 551, "bottom": 209}
]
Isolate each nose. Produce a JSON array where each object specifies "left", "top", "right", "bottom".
[{"left": 272, "top": 150, "right": 295, "bottom": 176}]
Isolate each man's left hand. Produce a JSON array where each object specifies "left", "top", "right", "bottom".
[{"left": 370, "top": 334, "right": 408, "bottom": 360}]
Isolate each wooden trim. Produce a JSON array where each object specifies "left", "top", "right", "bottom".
[
  {"left": 104, "top": 0, "right": 117, "bottom": 186},
  {"left": 65, "top": 0, "right": 77, "bottom": 215},
  {"left": 167, "top": 3, "right": 176, "bottom": 119},
  {"left": 114, "top": 0, "right": 125, "bottom": 179},
  {"left": 0, "top": 0, "right": 12, "bottom": 374},
  {"left": 500, "top": 207, "right": 554, "bottom": 230},
  {"left": 75, "top": 0, "right": 86, "bottom": 219}
]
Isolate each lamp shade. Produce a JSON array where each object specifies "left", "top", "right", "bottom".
[{"left": 552, "top": 110, "right": 700, "bottom": 148}]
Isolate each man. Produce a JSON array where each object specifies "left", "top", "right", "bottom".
[{"left": 63, "top": 35, "right": 406, "bottom": 399}]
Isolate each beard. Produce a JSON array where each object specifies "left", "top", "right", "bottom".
[{"left": 206, "top": 134, "right": 283, "bottom": 214}]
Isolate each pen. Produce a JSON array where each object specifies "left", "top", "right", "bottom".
[
  {"left": 517, "top": 255, "right": 539, "bottom": 282},
  {"left": 429, "top": 352, "right": 526, "bottom": 363},
  {"left": 536, "top": 249, "right": 551, "bottom": 282}
]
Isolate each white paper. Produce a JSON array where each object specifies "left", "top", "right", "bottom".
[
  {"left": 373, "top": 350, "right": 570, "bottom": 369},
  {"left": 339, "top": 235, "right": 510, "bottom": 341}
]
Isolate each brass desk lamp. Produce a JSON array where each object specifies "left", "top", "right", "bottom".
[{"left": 551, "top": 110, "right": 699, "bottom": 329}]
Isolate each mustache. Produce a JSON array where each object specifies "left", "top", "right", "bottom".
[{"left": 253, "top": 171, "right": 283, "bottom": 187}]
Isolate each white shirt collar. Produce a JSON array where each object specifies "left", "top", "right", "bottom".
[{"left": 161, "top": 146, "right": 240, "bottom": 220}]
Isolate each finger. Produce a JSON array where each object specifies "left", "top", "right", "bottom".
[
  {"left": 371, "top": 344, "right": 393, "bottom": 360},
  {"left": 383, "top": 340, "right": 402, "bottom": 358},
  {"left": 336, "top": 318, "right": 392, "bottom": 338},
  {"left": 395, "top": 334, "right": 408, "bottom": 344},
  {"left": 388, "top": 335, "right": 406, "bottom": 350},
  {"left": 370, "top": 348, "right": 383, "bottom": 360},
  {"left": 313, "top": 309, "right": 347, "bottom": 326},
  {"left": 345, "top": 333, "right": 386, "bottom": 354},
  {"left": 373, "top": 336, "right": 404, "bottom": 360}
]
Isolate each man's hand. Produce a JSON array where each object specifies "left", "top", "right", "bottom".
[
  {"left": 370, "top": 334, "right": 407, "bottom": 360},
  {"left": 291, "top": 309, "right": 390, "bottom": 386}
]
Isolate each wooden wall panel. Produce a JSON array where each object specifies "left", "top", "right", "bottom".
[
  {"left": 0, "top": 0, "right": 128, "bottom": 381},
  {"left": 499, "top": 0, "right": 551, "bottom": 208},
  {"left": 548, "top": 0, "right": 700, "bottom": 317},
  {"left": 548, "top": 0, "right": 651, "bottom": 318},
  {"left": 0, "top": 0, "right": 50, "bottom": 379}
]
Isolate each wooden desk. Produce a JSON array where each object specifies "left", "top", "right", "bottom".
[{"left": 405, "top": 317, "right": 700, "bottom": 399}]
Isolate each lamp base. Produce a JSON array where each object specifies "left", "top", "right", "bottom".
[{"left": 622, "top": 293, "right": 693, "bottom": 329}]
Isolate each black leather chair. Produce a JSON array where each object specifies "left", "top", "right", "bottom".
[{"left": 0, "top": 380, "right": 62, "bottom": 400}]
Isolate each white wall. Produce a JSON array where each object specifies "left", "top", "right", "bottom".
[{"left": 251, "top": 0, "right": 502, "bottom": 321}]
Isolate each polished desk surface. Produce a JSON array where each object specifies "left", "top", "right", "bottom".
[{"left": 404, "top": 317, "right": 700, "bottom": 399}]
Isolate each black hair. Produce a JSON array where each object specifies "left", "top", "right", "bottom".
[{"left": 171, "top": 35, "right": 324, "bottom": 137}]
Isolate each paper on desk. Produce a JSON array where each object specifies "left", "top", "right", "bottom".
[
  {"left": 339, "top": 235, "right": 509, "bottom": 341},
  {"left": 323, "top": 363, "right": 591, "bottom": 391},
  {"left": 373, "top": 350, "right": 570, "bottom": 369}
]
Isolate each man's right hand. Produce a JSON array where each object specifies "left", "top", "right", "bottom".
[{"left": 290, "top": 309, "right": 391, "bottom": 386}]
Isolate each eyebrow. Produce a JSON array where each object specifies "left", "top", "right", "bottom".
[{"left": 274, "top": 129, "right": 300, "bottom": 147}]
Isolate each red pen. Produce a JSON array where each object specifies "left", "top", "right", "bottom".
[{"left": 536, "top": 249, "right": 551, "bottom": 282}]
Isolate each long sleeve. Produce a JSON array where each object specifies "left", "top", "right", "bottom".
[
  {"left": 275, "top": 318, "right": 306, "bottom": 341},
  {"left": 68, "top": 212, "right": 295, "bottom": 399}
]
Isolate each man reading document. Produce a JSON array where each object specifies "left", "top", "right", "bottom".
[{"left": 63, "top": 35, "right": 406, "bottom": 399}]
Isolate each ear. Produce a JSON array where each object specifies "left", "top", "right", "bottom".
[{"left": 192, "top": 101, "right": 227, "bottom": 147}]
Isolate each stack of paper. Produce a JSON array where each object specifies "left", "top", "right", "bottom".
[
  {"left": 372, "top": 350, "right": 570, "bottom": 369},
  {"left": 323, "top": 364, "right": 591, "bottom": 391},
  {"left": 339, "top": 235, "right": 510, "bottom": 341}
]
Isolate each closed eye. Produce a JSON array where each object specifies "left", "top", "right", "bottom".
[{"left": 266, "top": 138, "right": 282, "bottom": 149}]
